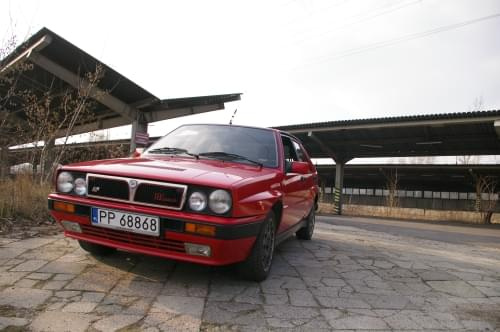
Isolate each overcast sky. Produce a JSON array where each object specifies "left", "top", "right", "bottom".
[{"left": 2, "top": 0, "right": 500, "bottom": 141}]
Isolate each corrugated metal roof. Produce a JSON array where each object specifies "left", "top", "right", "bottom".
[{"left": 275, "top": 110, "right": 500, "bottom": 131}]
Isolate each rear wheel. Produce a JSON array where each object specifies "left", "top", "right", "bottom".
[
  {"left": 296, "top": 207, "right": 315, "bottom": 240},
  {"left": 238, "top": 211, "right": 276, "bottom": 281},
  {"left": 78, "top": 240, "right": 116, "bottom": 256}
]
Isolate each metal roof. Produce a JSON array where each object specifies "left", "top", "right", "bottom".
[
  {"left": 1, "top": 27, "right": 241, "bottom": 144},
  {"left": 275, "top": 110, "right": 500, "bottom": 161}
]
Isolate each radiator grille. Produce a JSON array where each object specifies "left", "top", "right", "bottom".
[
  {"left": 134, "top": 183, "right": 184, "bottom": 208},
  {"left": 87, "top": 176, "right": 129, "bottom": 200},
  {"left": 80, "top": 224, "right": 185, "bottom": 253}
]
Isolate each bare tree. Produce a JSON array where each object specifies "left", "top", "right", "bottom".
[
  {"left": 381, "top": 168, "right": 399, "bottom": 208},
  {"left": 469, "top": 170, "right": 498, "bottom": 224}
]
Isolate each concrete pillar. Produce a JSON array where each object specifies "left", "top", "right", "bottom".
[
  {"left": 130, "top": 111, "right": 148, "bottom": 153},
  {"left": 0, "top": 146, "right": 9, "bottom": 179},
  {"left": 333, "top": 162, "right": 345, "bottom": 215}
]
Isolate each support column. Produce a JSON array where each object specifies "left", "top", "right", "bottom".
[
  {"left": 333, "top": 162, "right": 345, "bottom": 215},
  {"left": 130, "top": 112, "right": 148, "bottom": 153}
]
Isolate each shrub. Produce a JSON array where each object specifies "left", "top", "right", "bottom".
[{"left": 0, "top": 175, "right": 52, "bottom": 222}]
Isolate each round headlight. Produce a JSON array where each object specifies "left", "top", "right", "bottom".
[
  {"left": 74, "top": 178, "right": 87, "bottom": 196},
  {"left": 189, "top": 191, "right": 207, "bottom": 211},
  {"left": 57, "top": 172, "right": 74, "bottom": 193},
  {"left": 209, "top": 190, "right": 231, "bottom": 214}
]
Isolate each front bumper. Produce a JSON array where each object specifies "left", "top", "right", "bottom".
[{"left": 48, "top": 194, "right": 264, "bottom": 266}]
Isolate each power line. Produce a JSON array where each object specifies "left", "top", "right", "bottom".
[
  {"left": 293, "top": 0, "right": 422, "bottom": 46},
  {"left": 300, "top": 12, "right": 500, "bottom": 68}
]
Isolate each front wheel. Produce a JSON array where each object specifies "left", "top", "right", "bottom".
[
  {"left": 78, "top": 240, "right": 116, "bottom": 256},
  {"left": 296, "top": 207, "right": 315, "bottom": 240},
  {"left": 238, "top": 211, "right": 276, "bottom": 281}
]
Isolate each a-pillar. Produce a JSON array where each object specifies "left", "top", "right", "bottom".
[
  {"left": 333, "top": 162, "right": 345, "bottom": 215},
  {"left": 130, "top": 112, "right": 148, "bottom": 153},
  {"left": 0, "top": 146, "right": 9, "bottom": 179}
]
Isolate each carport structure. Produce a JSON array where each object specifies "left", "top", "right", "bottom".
[
  {"left": 276, "top": 111, "right": 500, "bottom": 214},
  {"left": 0, "top": 27, "right": 240, "bottom": 176}
]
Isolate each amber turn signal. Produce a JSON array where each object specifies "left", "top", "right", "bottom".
[
  {"left": 53, "top": 201, "right": 75, "bottom": 213},
  {"left": 184, "top": 223, "right": 216, "bottom": 237}
]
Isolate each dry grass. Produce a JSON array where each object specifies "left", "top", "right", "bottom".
[{"left": 0, "top": 175, "right": 52, "bottom": 222}]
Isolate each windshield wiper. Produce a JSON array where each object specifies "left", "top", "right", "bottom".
[
  {"left": 147, "top": 147, "right": 199, "bottom": 159},
  {"left": 199, "top": 151, "right": 263, "bottom": 167}
]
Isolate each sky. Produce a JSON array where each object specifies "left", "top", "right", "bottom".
[{"left": 2, "top": 0, "right": 500, "bottom": 162}]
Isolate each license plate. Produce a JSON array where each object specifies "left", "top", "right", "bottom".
[{"left": 91, "top": 207, "right": 160, "bottom": 236}]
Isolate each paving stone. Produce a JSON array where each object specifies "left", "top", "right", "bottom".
[
  {"left": 15, "top": 278, "right": 39, "bottom": 288},
  {"left": 0, "top": 271, "right": 28, "bottom": 285},
  {"left": 62, "top": 301, "right": 99, "bottom": 313},
  {"left": 151, "top": 295, "right": 205, "bottom": 316},
  {"left": 0, "top": 316, "right": 29, "bottom": 329},
  {"left": 203, "top": 301, "right": 266, "bottom": 326},
  {"left": 93, "top": 314, "right": 143, "bottom": 332},
  {"left": 0, "top": 287, "right": 52, "bottom": 308},
  {"left": 427, "top": 281, "right": 485, "bottom": 298},
  {"left": 55, "top": 290, "right": 81, "bottom": 298},
  {"left": 144, "top": 312, "right": 200, "bottom": 332},
  {"left": 418, "top": 270, "right": 459, "bottom": 281},
  {"left": 30, "top": 311, "right": 98, "bottom": 332},
  {"left": 289, "top": 289, "right": 318, "bottom": 307},
  {"left": 364, "top": 294, "right": 411, "bottom": 309},
  {"left": 324, "top": 313, "right": 389, "bottom": 330},
  {"left": 263, "top": 293, "right": 289, "bottom": 305},
  {"left": 42, "top": 280, "right": 68, "bottom": 290},
  {"left": 38, "top": 260, "right": 87, "bottom": 274},
  {"left": 8, "top": 259, "right": 48, "bottom": 272},
  {"left": 234, "top": 286, "right": 264, "bottom": 304},
  {"left": 53, "top": 273, "right": 76, "bottom": 281},
  {"left": 82, "top": 291, "right": 106, "bottom": 302},
  {"left": 111, "top": 279, "right": 163, "bottom": 297},
  {"left": 65, "top": 269, "right": 121, "bottom": 292},
  {"left": 27, "top": 272, "right": 53, "bottom": 280},
  {"left": 316, "top": 296, "right": 371, "bottom": 309},
  {"left": 5, "top": 237, "right": 55, "bottom": 250}
]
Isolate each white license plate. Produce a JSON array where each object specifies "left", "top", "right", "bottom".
[{"left": 91, "top": 207, "right": 160, "bottom": 236}]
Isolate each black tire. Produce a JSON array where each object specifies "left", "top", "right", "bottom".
[
  {"left": 238, "top": 211, "right": 276, "bottom": 282},
  {"left": 296, "top": 207, "right": 315, "bottom": 240},
  {"left": 78, "top": 240, "right": 116, "bottom": 256}
]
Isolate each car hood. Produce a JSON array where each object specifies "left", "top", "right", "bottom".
[{"left": 62, "top": 156, "right": 279, "bottom": 189}]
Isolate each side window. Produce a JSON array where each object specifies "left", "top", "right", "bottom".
[
  {"left": 292, "top": 141, "right": 306, "bottom": 162},
  {"left": 282, "top": 136, "right": 299, "bottom": 162}
]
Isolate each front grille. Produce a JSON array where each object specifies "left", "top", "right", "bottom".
[
  {"left": 80, "top": 224, "right": 185, "bottom": 253},
  {"left": 88, "top": 176, "right": 129, "bottom": 200},
  {"left": 134, "top": 183, "right": 185, "bottom": 209}
]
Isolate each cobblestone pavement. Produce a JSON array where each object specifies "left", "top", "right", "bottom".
[{"left": 1, "top": 216, "right": 500, "bottom": 331}]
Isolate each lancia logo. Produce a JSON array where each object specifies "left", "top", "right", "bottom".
[
  {"left": 91, "top": 186, "right": 100, "bottom": 193},
  {"left": 129, "top": 180, "right": 138, "bottom": 189}
]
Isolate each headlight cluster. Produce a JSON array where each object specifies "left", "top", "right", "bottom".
[
  {"left": 188, "top": 189, "right": 231, "bottom": 215},
  {"left": 57, "top": 171, "right": 87, "bottom": 196}
]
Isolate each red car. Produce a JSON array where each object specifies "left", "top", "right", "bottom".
[{"left": 48, "top": 124, "right": 318, "bottom": 281}]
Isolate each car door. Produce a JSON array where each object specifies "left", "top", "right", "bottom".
[
  {"left": 291, "top": 140, "right": 315, "bottom": 216},
  {"left": 279, "top": 135, "right": 306, "bottom": 233}
]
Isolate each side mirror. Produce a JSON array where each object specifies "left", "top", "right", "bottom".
[{"left": 289, "top": 161, "right": 310, "bottom": 174}]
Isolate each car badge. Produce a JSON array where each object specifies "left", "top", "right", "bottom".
[
  {"left": 129, "top": 180, "right": 138, "bottom": 189},
  {"left": 91, "top": 186, "right": 100, "bottom": 193}
]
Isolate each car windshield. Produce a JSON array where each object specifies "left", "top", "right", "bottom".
[{"left": 145, "top": 125, "right": 278, "bottom": 168}]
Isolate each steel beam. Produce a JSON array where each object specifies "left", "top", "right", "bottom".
[{"left": 28, "top": 52, "right": 138, "bottom": 121}]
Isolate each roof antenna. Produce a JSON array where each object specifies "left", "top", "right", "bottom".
[{"left": 229, "top": 108, "right": 238, "bottom": 125}]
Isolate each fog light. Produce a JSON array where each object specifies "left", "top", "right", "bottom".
[
  {"left": 61, "top": 220, "right": 82, "bottom": 233},
  {"left": 184, "top": 243, "right": 211, "bottom": 257}
]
